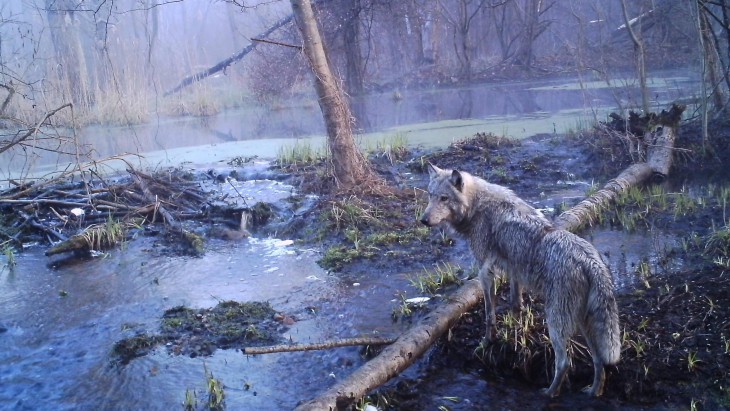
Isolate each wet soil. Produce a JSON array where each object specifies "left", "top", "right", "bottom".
[{"left": 272, "top": 123, "right": 730, "bottom": 410}]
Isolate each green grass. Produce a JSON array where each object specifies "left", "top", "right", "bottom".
[
  {"left": 409, "top": 262, "right": 463, "bottom": 294},
  {"left": 277, "top": 140, "right": 330, "bottom": 168}
]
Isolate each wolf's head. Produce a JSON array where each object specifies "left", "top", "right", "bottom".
[{"left": 419, "top": 163, "right": 471, "bottom": 228}]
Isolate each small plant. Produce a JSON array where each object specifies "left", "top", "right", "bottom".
[
  {"left": 391, "top": 293, "right": 413, "bottom": 319},
  {"left": 81, "top": 215, "right": 128, "bottom": 251},
  {"left": 636, "top": 260, "right": 651, "bottom": 288},
  {"left": 687, "top": 351, "right": 701, "bottom": 372},
  {"left": 206, "top": 369, "right": 225, "bottom": 410},
  {"left": 183, "top": 388, "right": 197, "bottom": 411},
  {"left": 2, "top": 243, "right": 16, "bottom": 270},
  {"left": 409, "top": 262, "right": 462, "bottom": 294},
  {"left": 277, "top": 140, "right": 329, "bottom": 168}
]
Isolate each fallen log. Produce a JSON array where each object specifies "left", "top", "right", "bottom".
[
  {"left": 244, "top": 336, "right": 396, "bottom": 355},
  {"left": 163, "top": 14, "right": 293, "bottom": 97},
  {"left": 296, "top": 104, "right": 686, "bottom": 410},
  {"left": 295, "top": 281, "right": 483, "bottom": 411}
]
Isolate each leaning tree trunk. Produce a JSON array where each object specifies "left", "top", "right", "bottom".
[
  {"left": 295, "top": 104, "right": 685, "bottom": 410},
  {"left": 290, "top": 0, "right": 379, "bottom": 190}
]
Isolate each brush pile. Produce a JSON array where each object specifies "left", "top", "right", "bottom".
[{"left": 0, "top": 167, "right": 213, "bottom": 256}]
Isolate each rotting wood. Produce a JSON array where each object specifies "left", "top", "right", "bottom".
[
  {"left": 244, "top": 336, "right": 397, "bottom": 355},
  {"left": 295, "top": 104, "right": 686, "bottom": 411}
]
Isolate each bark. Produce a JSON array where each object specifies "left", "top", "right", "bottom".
[
  {"left": 290, "top": 0, "right": 378, "bottom": 189},
  {"left": 296, "top": 105, "right": 685, "bottom": 410}
]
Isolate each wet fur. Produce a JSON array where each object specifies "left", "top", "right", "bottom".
[{"left": 420, "top": 164, "right": 621, "bottom": 397}]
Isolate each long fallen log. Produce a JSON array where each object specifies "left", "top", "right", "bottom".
[{"left": 296, "top": 104, "right": 686, "bottom": 410}]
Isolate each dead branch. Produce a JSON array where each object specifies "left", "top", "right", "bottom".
[
  {"left": 0, "top": 83, "right": 15, "bottom": 115},
  {"left": 0, "top": 103, "right": 72, "bottom": 155},
  {"left": 244, "top": 336, "right": 396, "bottom": 355}
]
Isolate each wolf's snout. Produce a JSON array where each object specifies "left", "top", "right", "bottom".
[{"left": 419, "top": 215, "right": 431, "bottom": 226}]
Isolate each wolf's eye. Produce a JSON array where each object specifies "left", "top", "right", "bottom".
[{"left": 439, "top": 195, "right": 449, "bottom": 202}]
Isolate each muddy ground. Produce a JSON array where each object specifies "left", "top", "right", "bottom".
[{"left": 270, "top": 121, "right": 730, "bottom": 410}]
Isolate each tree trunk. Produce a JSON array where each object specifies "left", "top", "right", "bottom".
[
  {"left": 340, "top": 0, "right": 365, "bottom": 96},
  {"left": 290, "top": 0, "right": 378, "bottom": 190},
  {"left": 45, "top": 0, "right": 92, "bottom": 107},
  {"left": 296, "top": 105, "right": 685, "bottom": 410}
]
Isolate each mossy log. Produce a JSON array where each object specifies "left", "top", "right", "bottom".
[
  {"left": 45, "top": 234, "right": 90, "bottom": 256},
  {"left": 296, "top": 104, "right": 686, "bottom": 411}
]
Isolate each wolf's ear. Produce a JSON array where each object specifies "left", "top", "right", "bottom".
[
  {"left": 450, "top": 170, "right": 464, "bottom": 191},
  {"left": 427, "top": 163, "right": 441, "bottom": 178}
]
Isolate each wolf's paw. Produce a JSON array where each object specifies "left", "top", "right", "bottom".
[
  {"left": 581, "top": 385, "right": 603, "bottom": 397},
  {"left": 479, "top": 333, "right": 496, "bottom": 347},
  {"left": 540, "top": 387, "right": 559, "bottom": 398}
]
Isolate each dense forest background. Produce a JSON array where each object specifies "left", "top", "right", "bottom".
[{"left": 0, "top": 0, "right": 715, "bottom": 130}]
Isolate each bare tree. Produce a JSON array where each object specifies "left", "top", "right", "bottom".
[
  {"left": 437, "top": 0, "right": 488, "bottom": 82},
  {"left": 620, "top": 0, "right": 649, "bottom": 113},
  {"left": 290, "top": 0, "right": 380, "bottom": 190}
]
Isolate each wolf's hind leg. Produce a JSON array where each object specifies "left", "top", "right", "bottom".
[
  {"left": 581, "top": 330, "right": 607, "bottom": 397},
  {"left": 542, "top": 323, "right": 570, "bottom": 397},
  {"left": 478, "top": 264, "right": 497, "bottom": 343}
]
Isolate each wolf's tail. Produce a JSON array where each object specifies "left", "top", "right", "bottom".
[{"left": 585, "top": 260, "right": 621, "bottom": 365}]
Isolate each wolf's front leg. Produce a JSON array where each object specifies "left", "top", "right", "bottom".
[
  {"left": 478, "top": 264, "right": 497, "bottom": 343},
  {"left": 509, "top": 277, "right": 523, "bottom": 312}
]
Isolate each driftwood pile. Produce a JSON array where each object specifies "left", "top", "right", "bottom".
[{"left": 0, "top": 167, "right": 219, "bottom": 257}]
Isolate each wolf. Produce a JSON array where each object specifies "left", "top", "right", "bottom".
[{"left": 419, "top": 163, "right": 621, "bottom": 397}]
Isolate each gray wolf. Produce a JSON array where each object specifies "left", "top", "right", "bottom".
[{"left": 419, "top": 163, "right": 620, "bottom": 397}]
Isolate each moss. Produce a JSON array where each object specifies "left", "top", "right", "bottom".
[{"left": 249, "top": 202, "right": 275, "bottom": 226}]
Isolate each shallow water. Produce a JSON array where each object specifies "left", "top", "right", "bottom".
[{"left": 0, "top": 230, "right": 420, "bottom": 410}]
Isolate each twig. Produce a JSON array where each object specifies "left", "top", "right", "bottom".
[
  {"left": 244, "top": 336, "right": 396, "bottom": 355},
  {"left": 0, "top": 103, "right": 72, "bottom": 155}
]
